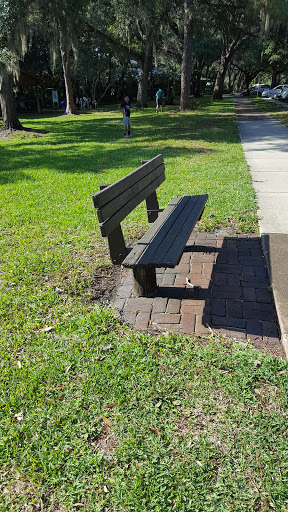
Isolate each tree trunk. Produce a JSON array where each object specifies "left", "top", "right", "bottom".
[
  {"left": 180, "top": 0, "right": 193, "bottom": 110},
  {"left": 0, "top": 66, "right": 23, "bottom": 130},
  {"left": 59, "top": 26, "right": 75, "bottom": 115},
  {"left": 137, "top": 38, "right": 153, "bottom": 107},
  {"left": 213, "top": 53, "right": 228, "bottom": 100},
  {"left": 213, "top": 34, "right": 247, "bottom": 100}
]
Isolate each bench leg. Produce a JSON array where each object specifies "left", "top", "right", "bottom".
[{"left": 132, "top": 267, "right": 157, "bottom": 297}]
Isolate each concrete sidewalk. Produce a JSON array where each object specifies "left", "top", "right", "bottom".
[{"left": 234, "top": 97, "right": 288, "bottom": 356}]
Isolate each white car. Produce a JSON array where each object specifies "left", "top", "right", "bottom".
[
  {"left": 261, "top": 85, "right": 286, "bottom": 98},
  {"left": 280, "top": 87, "right": 288, "bottom": 101}
]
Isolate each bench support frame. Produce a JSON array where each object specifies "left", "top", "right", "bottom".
[{"left": 132, "top": 267, "right": 157, "bottom": 297}]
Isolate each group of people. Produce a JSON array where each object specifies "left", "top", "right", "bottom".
[
  {"left": 119, "top": 87, "right": 164, "bottom": 138},
  {"left": 75, "top": 96, "right": 98, "bottom": 110}
]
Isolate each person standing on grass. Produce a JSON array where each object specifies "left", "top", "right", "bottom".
[
  {"left": 156, "top": 87, "right": 164, "bottom": 113},
  {"left": 119, "top": 95, "right": 132, "bottom": 138}
]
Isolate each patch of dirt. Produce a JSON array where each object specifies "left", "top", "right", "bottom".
[
  {"left": 1, "top": 476, "right": 67, "bottom": 511},
  {"left": 90, "top": 265, "right": 129, "bottom": 305},
  {"left": 0, "top": 128, "right": 47, "bottom": 140},
  {"left": 89, "top": 425, "right": 118, "bottom": 456}
]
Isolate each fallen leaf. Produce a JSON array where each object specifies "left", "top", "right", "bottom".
[
  {"left": 17, "top": 361, "right": 22, "bottom": 369},
  {"left": 14, "top": 412, "right": 23, "bottom": 421},
  {"left": 54, "top": 382, "right": 68, "bottom": 390},
  {"left": 104, "top": 402, "right": 118, "bottom": 409},
  {"left": 41, "top": 325, "right": 54, "bottom": 332},
  {"left": 277, "top": 370, "right": 286, "bottom": 375},
  {"left": 172, "top": 400, "right": 181, "bottom": 406},
  {"left": 149, "top": 427, "right": 160, "bottom": 435},
  {"left": 64, "top": 312, "right": 72, "bottom": 317},
  {"left": 155, "top": 401, "right": 162, "bottom": 408},
  {"left": 195, "top": 460, "right": 203, "bottom": 467},
  {"left": 101, "top": 416, "right": 113, "bottom": 427},
  {"left": 102, "top": 344, "right": 113, "bottom": 351},
  {"left": 103, "top": 485, "right": 109, "bottom": 493},
  {"left": 55, "top": 287, "right": 63, "bottom": 294},
  {"left": 254, "top": 360, "right": 262, "bottom": 366}
]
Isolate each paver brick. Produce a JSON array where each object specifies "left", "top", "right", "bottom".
[
  {"left": 152, "top": 297, "right": 168, "bottom": 313},
  {"left": 191, "top": 263, "right": 203, "bottom": 274},
  {"left": 215, "top": 264, "right": 242, "bottom": 275},
  {"left": 167, "top": 299, "right": 181, "bottom": 314},
  {"left": 181, "top": 304, "right": 204, "bottom": 315},
  {"left": 211, "top": 299, "right": 226, "bottom": 316},
  {"left": 152, "top": 313, "right": 181, "bottom": 324},
  {"left": 213, "top": 273, "right": 226, "bottom": 286},
  {"left": 116, "top": 286, "right": 133, "bottom": 299},
  {"left": 134, "top": 312, "right": 151, "bottom": 330},
  {"left": 113, "top": 298, "right": 126, "bottom": 312},
  {"left": 154, "top": 323, "right": 180, "bottom": 333},
  {"left": 256, "top": 288, "right": 273, "bottom": 303},
  {"left": 246, "top": 319, "right": 262, "bottom": 339},
  {"left": 179, "top": 252, "right": 191, "bottom": 264},
  {"left": 226, "top": 299, "right": 242, "bottom": 318},
  {"left": 162, "top": 273, "right": 176, "bottom": 286},
  {"left": 213, "top": 286, "right": 242, "bottom": 299},
  {"left": 125, "top": 298, "right": 153, "bottom": 312},
  {"left": 261, "top": 321, "right": 279, "bottom": 338},
  {"left": 195, "top": 314, "right": 211, "bottom": 333},
  {"left": 242, "top": 288, "right": 256, "bottom": 302},
  {"left": 180, "top": 313, "right": 196, "bottom": 333},
  {"left": 211, "top": 316, "right": 246, "bottom": 329},
  {"left": 203, "top": 263, "right": 214, "bottom": 277}
]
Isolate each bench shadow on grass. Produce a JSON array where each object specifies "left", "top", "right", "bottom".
[{"left": 155, "top": 234, "right": 282, "bottom": 356}]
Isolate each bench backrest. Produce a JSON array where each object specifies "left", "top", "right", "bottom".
[{"left": 92, "top": 154, "right": 165, "bottom": 237}]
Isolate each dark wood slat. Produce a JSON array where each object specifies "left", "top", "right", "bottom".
[
  {"left": 136, "top": 196, "right": 196, "bottom": 267},
  {"left": 92, "top": 154, "right": 164, "bottom": 209},
  {"left": 100, "top": 173, "right": 165, "bottom": 236},
  {"left": 123, "top": 195, "right": 208, "bottom": 269},
  {"left": 97, "top": 165, "right": 165, "bottom": 223},
  {"left": 160, "top": 194, "right": 208, "bottom": 267},
  {"left": 146, "top": 191, "right": 160, "bottom": 223},
  {"left": 122, "top": 197, "right": 187, "bottom": 267}
]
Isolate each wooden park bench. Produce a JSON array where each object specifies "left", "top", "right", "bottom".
[{"left": 92, "top": 154, "right": 208, "bottom": 297}]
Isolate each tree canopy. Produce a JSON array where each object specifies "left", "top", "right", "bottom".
[{"left": 2, "top": 0, "right": 288, "bottom": 128}]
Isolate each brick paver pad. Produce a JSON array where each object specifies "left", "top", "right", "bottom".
[{"left": 113, "top": 233, "right": 284, "bottom": 357}]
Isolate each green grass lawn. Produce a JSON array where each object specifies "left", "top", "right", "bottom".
[
  {"left": 1, "top": 309, "right": 288, "bottom": 511},
  {"left": 251, "top": 97, "right": 288, "bottom": 126},
  {"left": 3, "top": 98, "right": 286, "bottom": 511}
]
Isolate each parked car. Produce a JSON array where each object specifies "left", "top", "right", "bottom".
[
  {"left": 262, "top": 85, "right": 283, "bottom": 98},
  {"left": 241, "top": 84, "right": 270, "bottom": 97},
  {"left": 271, "top": 84, "right": 288, "bottom": 100},
  {"left": 280, "top": 86, "right": 288, "bottom": 101},
  {"left": 250, "top": 84, "right": 271, "bottom": 96}
]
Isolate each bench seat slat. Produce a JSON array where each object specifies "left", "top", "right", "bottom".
[
  {"left": 97, "top": 164, "right": 165, "bottom": 223},
  {"left": 100, "top": 172, "right": 165, "bottom": 236},
  {"left": 159, "top": 194, "right": 208, "bottom": 267},
  {"left": 122, "top": 197, "right": 184, "bottom": 267},
  {"left": 93, "top": 154, "right": 164, "bottom": 209},
  {"left": 122, "top": 194, "right": 208, "bottom": 269}
]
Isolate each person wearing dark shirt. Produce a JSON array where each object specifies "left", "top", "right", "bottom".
[{"left": 119, "top": 95, "right": 132, "bottom": 138}]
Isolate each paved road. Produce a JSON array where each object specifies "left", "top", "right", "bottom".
[{"left": 234, "top": 97, "right": 288, "bottom": 356}]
